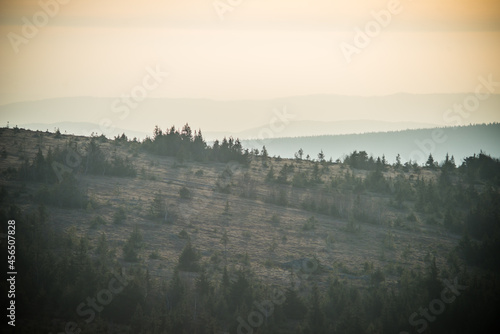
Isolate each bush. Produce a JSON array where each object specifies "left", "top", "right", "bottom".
[
  {"left": 149, "top": 250, "right": 161, "bottom": 259},
  {"left": 123, "top": 242, "right": 139, "bottom": 262},
  {"left": 302, "top": 216, "right": 317, "bottom": 231},
  {"left": 178, "top": 229, "right": 190, "bottom": 240},
  {"left": 371, "top": 268, "right": 386, "bottom": 285},
  {"left": 90, "top": 216, "right": 107, "bottom": 228},
  {"left": 271, "top": 214, "right": 281, "bottom": 225},
  {"left": 426, "top": 216, "right": 438, "bottom": 225},
  {"left": 292, "top": 172, "right": 309, "bottom": 188},
  {"left": 217, "top": 183, "right": 231, "bottom": 194},
  {"left": 113, "top": 207, "right": 127, "bottom": 224},
  {"left": 108, "top": 155, "right": 137, "bottom": 177},
  {"left": 179, "top": 186, "right": 192, "bottom": 199},
  {"left": 35, "top": 173, "right": 87, "bottom": 209},
  {"left": 407, "top": 212, "right": 417, "bottom": 222},
  {"left": 242, "top": 231, "right": 252, "bottom": 240}
]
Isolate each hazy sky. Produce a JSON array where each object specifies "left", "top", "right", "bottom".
[{"left": 1, "top": 0, "right": 500, "bottom": 106}]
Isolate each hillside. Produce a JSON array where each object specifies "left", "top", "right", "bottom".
[{"left": 1, "top": 126, "right": 499, "bottom": 333}]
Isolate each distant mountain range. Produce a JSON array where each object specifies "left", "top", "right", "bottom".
[
  {"left": 1, "top": 93, "right": 499, "bottom": 139},
  {"left": 241, "top": 123, "right": 500, "bottom": 164},
  {"left": 224, "top": 120, "right": 439, "bottom": 140}
]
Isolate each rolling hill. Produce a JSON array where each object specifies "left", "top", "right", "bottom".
[{"left": 0, "top": 126, "right": 499, "bottom": 333}]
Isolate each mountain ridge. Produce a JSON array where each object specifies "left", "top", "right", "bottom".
[{"left": 1, "top": 93, "right": 499, "bottom": 136}]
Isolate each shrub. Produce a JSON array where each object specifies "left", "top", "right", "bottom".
[
  {"left": 371, "top": 268, "right": 386, "bottom": 285},
  {"left": 271, "top": 214, "right": 281, "bottom": 225},
  {"left": 292, "top": 172, "right": 309, "bottom": 188},
  {"left": 302, "top": 216, "right": 317, "bottom": 231},
  {"left": 426, "top": 216, "right": 438, "bottom": 225},
  {"left": 149, "top": 250, "right": 161, "bottom": 259},
  {"left": 179, "top": 186, "right": 192, "bottom": 199},
  {"left": 326, "top": 233, "right": 335, "bottom": 248},
  {"left": 178, "top": 229, "right": 190, "bottom": 239},
  {"left": 90, "top": 216, "right": 107, "bottom": 228},
  {"left": 242, "top": 231, "right": 252, "bottom": 240},
  {"left": 383, "top": 232, "right": 395, "bottom": 250},
  {"left": 113, "top": 207, "right": 127, "bottom": 224},
  {"left": 108, "top": 155, "right": 137, "bottom": 177},
  {"left": 215, "top": 180, "right": 231, "bottom": 193},
  {"left": 35, "top": 173, "right": 87, "bottom": 209},
  {"left": 123, "top": 242, "right": 139, "bottom": 262},
  {"left": 407, "top": 212, "right": 417, "bottom": 222}
]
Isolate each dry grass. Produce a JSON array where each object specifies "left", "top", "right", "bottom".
[{"left": 0, "top": 127, "right": 461, "bottom": 289}]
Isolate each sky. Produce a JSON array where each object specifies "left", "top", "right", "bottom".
[{"left": 0, "top": 0, "right": 499, "bottom": 133}]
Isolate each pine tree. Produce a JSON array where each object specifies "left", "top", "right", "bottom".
[
  {"left": 261, "top": 146, "right": 268, "bottom": 159},
  {"left": 150, "top": 190, "right": 166, "bottom": 219},
  {"left": 395, "top": 153, "right": 402, "bottom": 169},
  {"left": 196, "top": 269, "right": 211, "bottom": 297},
  {"left": 221, "top": 230, "right": 229, "bottom": 266},
  {"left": 266, "top": 165, "right": 275, "bottom": 182},
  {"left": 426, "top": 154, "right": 435, "bottom": 169},
  {"left": 318, "top": 150, "right": 325, "bottom": 162},
  {"left": 308, "top": 284, "right": 325, "bottom": 334},
  {"left": 177, "top": 242, "right": 200, "bottom": 272},
  {"left": 295, "top": 148, "right": 304, "bottom": 160},
  {"left": 283, "top": 288, "right": 307, "bottom": 320}
]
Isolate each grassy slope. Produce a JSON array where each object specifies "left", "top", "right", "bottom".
[{"left": 0, "top": 127, "right": 461, "bottom": 290}]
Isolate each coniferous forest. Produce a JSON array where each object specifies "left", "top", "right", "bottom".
[{"left": 1, "top": 125, "right": 500, "bottom": 334}]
